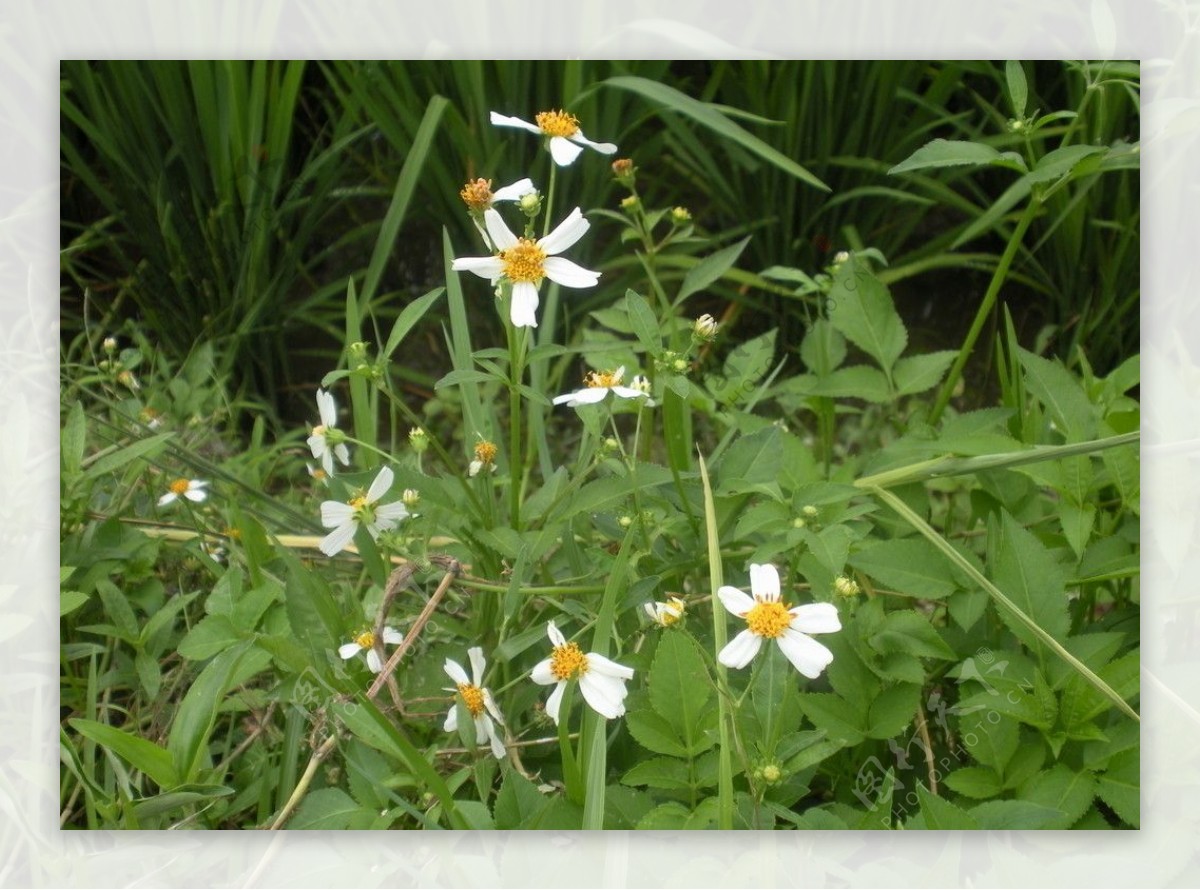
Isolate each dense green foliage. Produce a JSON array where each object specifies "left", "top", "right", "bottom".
[{"left": 60, "top": 60, "right": 1139, "bottom": 830}]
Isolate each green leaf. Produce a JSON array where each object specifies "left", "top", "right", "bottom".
[
  {"left": 624, "top": 289, "right": 661, "bottom": 354},
  {"left": 1006, "top": 60, "right": 1028, "bottom": 118},
  {"left": 807, "top": 366, "right": 891, "bottom": 402},
  {"left": 799, "top": 319, "right": 846, "bottom": 375},
  {"left": 866, "top": 682, "right": 920, "bottom": 740},
  {"left": 1027, "top": 144, "right": 1109, "bottom": 185},
  {"left": 827, "top": 257, "right": 907, "bottom": 375},
  {"left": 888, "top": 139, "right": 1025, "bottom": 175},
  {"left": 290, "top": 787, "right": 376, "bottom": 830},
  {"left": 493, "top": 768, "right": 549, "bottom": 829},
  {"left": 943, "top": 766, "right": 1003, "bottom": 799},
  {"left": 635, "top": 801, "right": 693, "bottom": 829},
  {"left": 625, "top": 709, "right": 689, "bottom": 758},
  {"left": 988, "top": 511, "right": 1070, "bottom": 649},
  {"left": 968, "top": 799, "right": 1065, "bottom": 829},
  {"left": 60, "top": 589, "right": 89, "bottom": 617},
  {"left": 958, "top": 709, "right": 1019, "bottom": 774},
  {"left": 648, "top": 631, "right": 714, "bottom": 754},
  {"left": 710, "top": 328, "right": 775, "bottom": 406},
  {"left": 1095, "top": 748, "right": 1139, "bottom": 827},
  {"left": 869, "top": 611, "right": 956, "bottom": 661},
  {"left": 1060, "top": 501, "right": 1096, "bottom": 559},
  {"left": 177, "top": 614, "right": 241, "bottom": 661},
  {"left": 87, "top": 432, "right": 174, "bottom": 478},
  {"left": 383, "top": 287, "right": 444, "bottom": 359},
  {"left": 1017, "top": 765, "right": 1095, "bottom": 828},
  {"left": 434, "top": 368, "right": 494, "bottom": 388},
  {"left": 677, "top": 236, "right": 753, "bottom": 305},
  {"left": 602, "top": 76, "right": 829, "bottom": 193},
  {"left": 69, "top": 718, "right": 178, "bottom": 789},
  {"left": 894, "top": 351, "right": 958, "bottom": 396},
  {"left": 796, "top": 693, "right": 866, "bottom": 745},
  {"left": 1017, "top": 347, "right": 1096, "bottom": 440},
  {"left": 916, "top": 782, "right": 979, "bottom": 829},
  {"left": 849, "top": 538, "right": 958, "bottom": 599},
  {"left": 62, "top": 400, "right": 86, "bottom": 477},
  {"left": 621, "top": 757, "right": 692, "bottom": 790}
]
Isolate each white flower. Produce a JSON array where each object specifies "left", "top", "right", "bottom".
[
  {"left": 158, "top": 477, "right": 208, "bottom": 506},
  {"left": 717, "top": 563, "right": 841, "bottom": 679},
  {"left": 339, "top": 626, "right": 404, "bottom": 673},
  {"left": 644, "top": 596, "right": 686, "bottom": 628},
  {"left": 459, "top": 176, "right": 537, "bottom": 211},
  {"left": 443, "top": 647, "right": 507, "bottom": 759},
  {"left": 319, "top": 466, "right": 410, "bottom": 556},
  {"left": 307, "top": 389, "right": 351, "bottom": 476},
  {"left": 490, "top": 109, "right": 617, "bottom": 167},
  {"left": 552, "top": 366, "right": 653, "bottom": 408},
  {"left": 530, "top": 621, "right": 634, "bottom": 723},
  {"left": 452, "top": 207, "right": 599, "bottom": 328}
]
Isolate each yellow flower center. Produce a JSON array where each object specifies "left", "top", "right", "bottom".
[
  {"left": 348, "top": 493, "right": 369, "bottom": 510},
  {"left": 745, "top": 599, "right": 793, "bottom": 639},
  {"left": 473, "top": 440, "right": 498, "bottom": 466},
  {"left": 585, "top": 368, "right": 623, "bottom": 389},
  {"left": 169, "top": 478, "right": 190, "bottom": 495},
  {"left": 460, "top": 177, "right": 494, "bottom": 211},
  {"left": 457, "top": 682, "right": 486, "bottom": 716},
  {"left": 500, "top": 239, "right": 547, "bottom": 283},
  {"left": 550, "top": 642, "right": 589, "bottom": 681},
  {"left": 535, "top": 109, "right": 580, "bottom": 138},
  {"left": 661, "top": 598, "right": 686, "bottom": 626},
  {"left": 354, "top": 630, "right": 376, "bottom": 649},
  {"left": 312, "top": 423, "right": 327, "bottom": 437}
]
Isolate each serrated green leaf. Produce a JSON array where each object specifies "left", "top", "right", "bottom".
[
  {"left": 869, "top": 611, "right": 956, "bottom": 660},
  {"left": 916, "top": 782, "right": 980, "bottom": 829},
  {"left": 866, "top": 682, "right": 920, "bottom": 739},
  {"left": 894, "top": 351, "right": 958, "bottom": 395},
  {"left": 624, "top": 289, "right": 661, "bottom": 354},
  {"left": 648, "top": 631, "right": 714, "bottom": 754},
  {"left": 989, "top": 510, "right": 1070, "bottom": 649},
  {"left": 889, "top": 139, "right": 1025, "bottom": 175},
  {"left": 625, "top": 709, "right": 689, "bottom": 757},
  {"left": 621, "top": 757, "right": 692, "bottom": 790},
  {"left": 1017, "top": 765, "right": 1095, "bottom": 828},
  {"left": 968, "top": 799, "right": 1064, "bottom": 829},
  {"left": 827, "top": 257, "right": 906, "bottom": 375},
  {"left": 290, "top": 787, "right": 376, "bottom": 830},
  {"left": 943, "top": 766, "right": 1003, "bottom": 799},
  {"left": 849, "top": 538, "right": 958, "bottom": 598},
  {"left": 1095, "top": 748, "right": 1139, "bottom": 827}
]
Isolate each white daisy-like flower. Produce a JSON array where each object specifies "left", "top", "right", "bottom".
[
  {"left": 530, "top": 621, "right": 634, "bottom": 723},
  {"left": 443, "top": 647, "right": 507, "bottom": 759},
  {"left": 452, "top": 207, "right": 599, "bottom": 328},
  {"left": 158, "top": 477, "right": 208, "bottom": 506},
  {"left": 552, "top": 366, "right": 653, "bottom": 408},
  {"left": 644, "top": 596, "right": 687, "bottom": 628},
  {"left": 490, "top": 109, "right": 617, "bottom": 167},
  {"left": 459, "top": 176, "right": 537, "bottom": 212},
  {"left": 717, "top": 563, "right": 841, "bottom": 678},
  {"left": 307, "top": 388, "right": 351, "bottom": 477},
  {"left": 319, "top": 466, "right": 410, "bottom": 556},
  {"left": 339, "top": 626, "right": 404, "bottom": 673}
]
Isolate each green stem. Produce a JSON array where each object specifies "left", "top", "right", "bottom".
[
  {"left": 556, "top": 681, "right": 582, "bottom": 803},
  {"left": 507, "top": 320, "right": 527, "bottom": 529},
  {"left": 929, "top": 197, "right": 1041, "bottom": 425}
]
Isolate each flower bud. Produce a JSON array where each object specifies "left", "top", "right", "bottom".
[
  {"left": 611, "top": 157, "right": 636, "bottom": 186},
  {"left": 761, "top": 763, "right": 783, "bottom": 784},
  {"left": 670, "top": 206, "right": 691, "bottom": 223},
  {"left": 802, "top": 504, "right": 819, "bottom": 518},
  {"left": 833, "top": 250, "right": 850, "bottom": 265},
  {"left": 408, "top": 427, "right": 429, "bottom": 453},
  {"left": 618, "top": 515, "right": 633, "bottom": 528},
  {"left": 834, "top": 575, "right": 860, "bottom": 598},
  {"left": 102, "top": 336, "right": 117, "bottom": 353},
  {"left": 693, "top": 313, "right": 718, "bottom": 342},
  {"left": 402, "top": 488, "right": 421, "bottom": 509},
  {"left": 459, "top": 177, "right": 494, "bottom": 211},
  {"left": 349, "top": 341, "right": 370, "bottom": 361},
  {"left": 619, "top": 195, "right": 639, "bottom": 211},
  {"left": 518, "top": 191, "right": 542, "bottom": 217}
]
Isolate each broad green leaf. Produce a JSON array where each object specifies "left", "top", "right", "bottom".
[
  {"left": 493, "top": 768, "right": 549, "bottom": 829},
  {"left": 866, "top": 682, "right": 921, "bottom": 739},
  {"left": 799, "top": 319, "right": 846, "bottom": 375},
  {"left": 869, "top": 611, "right": 956, "bottom": 661},
  {"left": 943, "top": 766, "right": 1003, "bottom": 799},
  {"left": 676, "top": 236, "right": 752, "bottom": 304},
  {"left": 916, "top": 782, "right": 979, "bottom": 829},
  {"left": 849, "top": 538, "right": 958, "bottom": 598},
  {"left": 625, "top": 709, "right": 689, "bottom": 758},
  {"left": 894, "top": 351, "right": 958, "bottom": 396},
  {"left": 1006, "top": 60, "right": 1028, "bottom": 118},
  {"left": 808, "top": 366, "right": 891, "bottom": 402},
  {"left": 290, "top": 787, "right": 376, "bottom": 830},
  {"left": 1017, "top": 347, "right": 1096, "bottom": 440},
  {"left": 621, "top": 757, "right": 692, "bottom": 790},
  {"left": 710, "top": 328, "right": 775, "bottom": 406},
  {"left": 69, "top": 718, "right": 178, "bottom": 789},
  {"left": 958, "top": 709, "right": 1018, "bottom": 774},
  {"left": 988, "top": 511, "right": 1071, "bottom": 649},
  {"left": 1095, "top": 748, "right": 1139, "bottom": 827},
  {"left": 827, "top": 258, "right": 906, "bottom": 376},
  {"left": 648, "top": 631, "right": 713, "bottom": 754},
  {"left": 177, "top": 614, "right": 240, "bottom": 661},
  {"left": 62, "top": 400, "right": 86, "bottom": 477},
  {"left": 624, "top": 289, "right": 661, "bottom": 354},
  {"left": 1027, "top": 144, "right": 1108, "bottom": 185},
  {"left": 888, "top": 139, "right": 1025, "bottom": 175},
  {"left": 60, "top": 589, "right": 89, "bottom": 617},
  {"left": 1017, "top": 765, "right": 1095, "bottom": 828},
  {"left": 796, "top": 693, "right": 866, "bottom": 745},
  {"left": 968, "top": 799, "right": 1064, "bottom": 829},
  {"left": 87, "top": 432, "right": 173, "bottom": 478}
]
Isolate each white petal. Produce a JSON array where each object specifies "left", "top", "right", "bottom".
[
  {"left": 776, "top": 630, "right": 835, "bottom": 679},
  {"left": 548, "top": 136, "right": 585, "bottom": 166},
  {"left": 482, "top": 688, "right": 505, "bottom": 726},
  {"left": 157, "top": 492, "right": 177, "bottom": 506},
  {"left": 552, "top": 390, "right": 583, "bottom": 406},
  {"left": 467, "top": 647, "right": 487, "bottom": 685},
  {"left": 569, "top": 130, "right": 617, "bottom": 155},
  {"left": 338, "top": 642, "right": 362, "bottom": 660},
  {"left": 316, "top": 388, "right": 337, "bottom": 427},
  {"left": 452, "top": 255, "right": 505, "bottom": 282},
  {"left": 789, "top": 602, "right": 842, "bottom": 635},
  {"left": 382, "top": 627, "right": 404, "bottom": 645},
  {"left": 491, "top": 177, "right": 536, "bottom": 202},
  {"left": 366, "top": 466, "right": 394, "bottom": 503},
  {"left": 444, "top": 658, "right": 470, "bottom": 686},
  {"left": 545, "top": 681, "right": 567, "bottom": 724},
  {"left": 319, "top": 522, "right": 357, "bottom": 556},
  {"left": 320, "top": 501, "right": 354, "bottom": 528},
  {"left": 717, "top": 585, "right": 755, "bottom": 617},
  {"left": 718, "top": 629, "right": 763, "bottom": 669},
  {"left": 443, "top": 706, "right": 457, "bottom": 733},
  {"left": 482, "top": 717, "right": 506, "bottom": 759},
  {"left": 483, "top": 208, "right": 518, "bottom": 251},
  {"left": 366, "top": 649, "right": 384, "bottom": 673},
  {"left": 307, "top": 433, "right": 326, "bottom": 460},
  {"left": 538, "top": 207, "right": 589, "bottom": 255},
  {"left": 586, "top": 652, "right": 635, "bottom": 681},
  {"left": 750, "top": 564, "right": 781, "bottom": 601},
  {"left": 530, "top": 658, "right": 557, "bottom": 686},
  {"left": 566, "top": 387, "right": 609, "bottom": 406},
  {"left": 644, "top": 602, "right": 657, "bottom": 621},
  {"left": 510, "top": 281, "right": 540, "bottom": 328},
  {"left": 546, "top": 621, "right": 566, "bottom": 647},
  {"left": 320, "top": 451, "right": 334, "bottom": 476},
  {"left": 489, "top": 111, "right": 541, "bottom": 134},
  {"left": 188, "top": 480, "right": 208, "bottom": 490},
  {"left": 334, "top": 444, "right": 350, "bottom": 466},
  {"left": 542, "top": 256, "right": 600, "bottom": 289},
  {"left": 375, "top": 502, "right": 410, "bottom": 523},
  {"left": 609, "top": 386, "right": 648, "bottom": 401},
  {"left": 579, "top": 672, "right": 628, "bottom": 719},
  {"left": 184, "top": 489, "right": 208, "bottom": 502}
]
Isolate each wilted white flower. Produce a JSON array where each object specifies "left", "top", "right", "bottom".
[
  {"left": 717, "top": 563, "right": 841, "bottom": 679},
  {"left": 644, "top": 596, "right": 686, "bottom": 628}
]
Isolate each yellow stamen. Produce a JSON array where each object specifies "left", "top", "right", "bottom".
[
  {"left": 473, "top": 440, "right": 498, "bottom": 466},
  {"left": 312, "top": 423, "right": 327, "bottom": 437},
  {"left": 499, "top": 239, "right": 547, "bottom": 283},
  {"left": 460, "top": 178, "right": 494, "bottom": 211},
  {"left": 550, "top": 641, "right": 589, "bottom": 681},
  {"left": 169, "top": 478, "right": 190, "bottom": 496},
  {"left": 661, "top": 597, "right": 686, "bottom": 626},
  {"left": 585, "top": 368, "right": 624, "bottom": 389},
  {"left": 535, "top": 109, "right": 580, "bottom": 138},
  {"left": 354, "top": 630, "right": 376, "bottom": 649},
  {"left": 458, "top": 682, "right": 486, "bottom": 716},
  {"left": 745, "top": 599, "right": 793, "bottom": 639}
]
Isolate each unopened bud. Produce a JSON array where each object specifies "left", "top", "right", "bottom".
[
  {"left": 834, "top": 575, "right": 860, "bottom": 598},
  {"left": 408, "top": 427, "right": 429, "bottom": 452},
  {"left": 670, "top": 206, "right": 691, "bottom": 223},
  {"left": 102, "top": 336, "right": 117, "bottom": 353},
  {"left": 693, "top": 313, "right": 718, "bottom": 341},
  {"left": 620, "top": 195, "right": 639, "bottom": 210},
  {"left": 401, "top": 488, "right": 421, "bottom": 509}
]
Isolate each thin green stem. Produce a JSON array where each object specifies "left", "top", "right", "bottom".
[
  {"left": 929, "top": 197, "right": 1041, "bottom": 424},
  {"left": 506, "top": 320, "right": 527, "bottom": 529}
]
